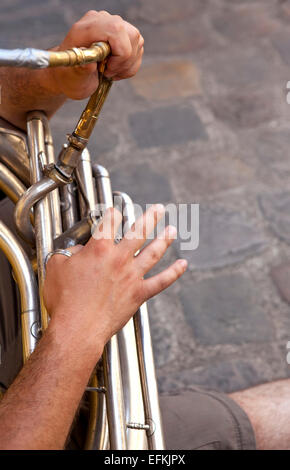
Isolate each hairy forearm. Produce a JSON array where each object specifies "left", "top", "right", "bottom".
[
  {"left": 0, "top": 319, "right": 102, "bottom": 450},
  {"left": 0, "top": 65, "right": 66, "bottom": 130}
]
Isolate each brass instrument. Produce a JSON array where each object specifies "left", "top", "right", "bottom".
[{"left": 0, "top": 43, "right": 164, "bottom": 449}]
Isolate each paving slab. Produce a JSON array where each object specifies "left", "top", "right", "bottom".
[{"left": 0, "top": 0, "right": 290, "bottom": 396}]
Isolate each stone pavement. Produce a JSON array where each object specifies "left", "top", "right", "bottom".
[{"left": 2, "top": 0, "right": 290, "bottom": 394}]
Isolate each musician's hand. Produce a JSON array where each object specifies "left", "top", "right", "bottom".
[
  {"left": 43, "top": 205, "right": 187, "bottom": 355},
  {"left": 49, "top": 10, "right": 144, "bottom": 100}
]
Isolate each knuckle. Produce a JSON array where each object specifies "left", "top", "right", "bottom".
[
  {"left": 86, "top": 9, "right": 99, "bottom": 17},
  {"left": 70, "top": 21, "right": 81, "bottom": 33},
  {"left": 122, "top": 50, "right": 132, "bottom": 62},
  {"left": 150, "top": 247, "right": 160, "bottom": 264},
  {"left": 45, "top": 257, "right": 60, "bottom": 274},
  {"left": 113, "top": 14, "right": 124, "bottom": 23},
  {"left": 110, "top": 16, "right": 125, "bottom": 34},
  {"left": 132, "top": 27, "right": 141, "bottom": 41},
  {"left": 124, "top": 67, "right": 138, "bottom": 78},
  {"left": 92, "top": 237, "right": 110, "bottom": 254}
]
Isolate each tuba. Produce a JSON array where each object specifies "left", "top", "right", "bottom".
[{"left": 0, "top": 42, "right": 164, "bottom": 449}]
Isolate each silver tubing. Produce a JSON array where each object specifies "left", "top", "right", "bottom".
[
  {"left": 93, "top": 390, "right": 109, "bottom": 450},
  {"left": 0, "top": 127, "right": 30, "bottom": 186},
  {"left": 27, "top": 112, "right": 54, "bottom": 331},
  {"left": 14, "top": 176, "right": 58, "bottom": 245},
  {"left": 117, "top": 314, "right": 148, "bottom": 449},
  {"left": 60, "top": 182, "right": 78, "bottom": 231},
  {"left": 0, "top": 162, "right": 27, "bottom": 204},
  {"left": 112, "top": 194, "right": 147, "bottom": 449},
  {"left": 92, "top": 163, "right": 112, "bottom": 214},
  {"left": 76, "top": 149, "right": 97, "bottom": 216},
  {"left": 0, "top": 221, "right": 39, "bottom": 362},
  {"left": 115, "top": 191, "right": 165, "bottom": 450},
  {"left": 54, "top": 216, "right": 91, "bottom": 249},
  {"left": 42, "top": 116, "right": 62, "bottom": 239},
  {"left": 102, "top": 343, "right": 127, "bottom": 449},
  {"left": 134, "top": 303, "right": 165, "bottom": 449},
  {"left": 0, "top": 48, "right": 50, "bottom": 68},
  {"left": 93, "top": 163, "right": 127, "bottom": 450}
]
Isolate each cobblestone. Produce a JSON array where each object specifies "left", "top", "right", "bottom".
[
  {"left": 110, "top": 162, "right": 173, "bottom": 208},
  {"left": 177, "top": 206, "right": 267, "bottom": 270},
  {"left": 1, "top": 0, "right": 290, "bottom": 396},
  {"left": 130, "top": 61, "right": 201, "bottom": 102},
  {"left": 129, "top": 105, "right": 207, "bottom": 148},
  {"left": 259, "top": 192, "right": 290, "bottom": 243},
  {"left": 271, "top": 262, "right": 290, "bottom": 305},
  {"left": 180, "top": 275, "right": 274, "bottom": 346},
  {"left": 158, "top": 358, "right": 285, "bottom": 394}
]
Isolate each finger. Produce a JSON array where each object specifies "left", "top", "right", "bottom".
[
  {"left": 112, "top": 52, "right": 143, "bottom": 80},
  {"left": 107, "top": 38, "right": 144, "bottom": 79},
  {"left": 105, "top": 22, "right": 142, "bottom": 78},
  {"left": 45, "top": 245, "right": 83, "bottom": 268},
  {"left": 135, "top": 225, "right": 177, "bottom": 275},
  {"left": 122, "top": 204, "right": 165, "bottom": 253},
  {"left": 142, "top": 259, "right": 188, "bottom": 300},
  {"left": 112, "top": 35, "right": 144, "bottom": 80},
  {"left": 69, "top": 244, "right": 84, "bottom": 255},
  {"left": 87, "top": 207, "right": 122, "bottom": 245},
  {"left": 124, "top": 21, "right": 142, "bottom": 49}
]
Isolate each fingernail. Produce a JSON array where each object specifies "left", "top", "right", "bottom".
[
  {"left": 167, "top": 225, "right": 177, "bottom": 238},
  {"left": 154, "top": 204, "right": 165, "bottom": 214},
  {"left": 178, "top": 259, "right": 188, "bottom": 269}
]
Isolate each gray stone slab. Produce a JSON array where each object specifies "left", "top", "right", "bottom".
[
  {"left": 158, "top": 358, "right": 284, "bottom": 394},
  {"left": 212, "top": 4, "right": 278, "bottom": 44},
  {"left": 259, "top": 192, "right": 290, "bottom": 243},
  {"left": 271, "top": 262, "right": 290, "bottom": 304},
  {"left": 110, "top": 162, "right": 173, "bottom": 208},
  {"left": 179, "top": 274, "right": 274, "bottom": 346},
  {"left": 272, "top": 31, "right": 290, "bottom": 66},
  {"left": 62, "top": 0, "right": 137, "bottom": 18},
  {"left": 0, "top": 11, "right": 67, "bottom": 48},
  {"left": 127, "top": 0, "right": 205, "bottom": 24},
  {"left": 210, "top": 89, "right": 275, "bottom": 129},
  {"left": 129, "top": 105, "right": 207, "bottom": 149},
  {"left": 176, "top": 206, "right": 267, "bottom": 270},
  {"left": 206, "top": 47, "right": 276, "bottom": 89},
  {"left": 147, "top": 22, "right": 208, "bottom": 55},
  {"left": 244, "top": 128, "right": 290, "bottom": 169}
]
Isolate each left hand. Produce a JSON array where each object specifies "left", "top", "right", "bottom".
[{"left": 48, "top": 10, "right": 144, "bottom": 100}]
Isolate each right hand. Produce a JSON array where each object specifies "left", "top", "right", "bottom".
[{"left": 43, "top": 205, "right": 187, "bottom": 355}]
